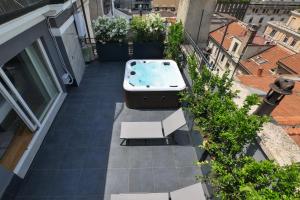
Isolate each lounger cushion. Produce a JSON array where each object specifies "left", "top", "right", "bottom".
[
  {"left": 111, "top": 193, "right": 169, "bottom": 200},
  {"left": 120, "top": 122, "right": 164, "bottom": 139},
  {"left": 170, "top": 183, "right": 206, "bottom": 200},
  {"left": 162, "top": 108, "right": 186, "bottom": 137}
]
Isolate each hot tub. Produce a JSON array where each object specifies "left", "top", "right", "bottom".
[{"left": 123, "top": 59, "right": 186, "bottom": 109}]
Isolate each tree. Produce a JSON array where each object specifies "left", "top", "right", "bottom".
[{"left": 181, "top": 54, "right": 300, "bottom": 199}]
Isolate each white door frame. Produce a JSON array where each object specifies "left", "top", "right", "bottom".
[{"left": 0, "top": 39, "right": 67, "bottom": 177}]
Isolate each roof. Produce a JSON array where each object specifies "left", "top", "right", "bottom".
[
  {"left": 278, "top": 53, "right": 300, "bottom": 74},
  {"left": 240, "top": 45, "right": 294, "bottom": 76},
  {"left": 286, "top": 127, "right": 300, "bottom": 145},
  {"left": 209, "top": 21, "right": 267, "bottom": 50},
  {"left": 238, "top": 75, "right": 300, "bottom": 146},
  {"left": 237, "top": 75, "right": 300, "bottom": 126}
]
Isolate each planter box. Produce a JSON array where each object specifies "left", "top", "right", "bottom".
[
  {"left": 96, "top": 42, "right": 129, "bottom": 61},
  {"left": 132, "top": 42, "right": 164, "bottom": 59}
]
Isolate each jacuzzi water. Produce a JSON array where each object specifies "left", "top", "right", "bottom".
[{"left": 124, "top": 60, "right": 186, "bottom": 91}]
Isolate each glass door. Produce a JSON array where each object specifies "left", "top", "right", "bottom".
[
  {"left": 0, "top": 83, "right": 35, "bottom": 171},
  {"left": 0, "top": 39, "right": 63, "bottom": 172},
  {"left": 0, "top": 40, "right": 61, "bottom": 122}
]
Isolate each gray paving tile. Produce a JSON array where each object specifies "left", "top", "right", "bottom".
[
  {"left": 176, "top": 167, "right": 201, "bottom": 188},
  {"left": 105, "top": 169, "right": 129, "bottom": 194},
  {"left": 129, "top": 168, "right": 154, "bottom": 193},
  {"left": 152, "top": 146, "right": 176, "bottom": 168},
  {"left": 107, "top": 147, "right": 130, "bottom": 169},
  {"left": 174, "top": 146, "right": 198, "bottom": 167},
  {"left": 153, "top": 168, "right": 179, "bottom": 192},
  {"left": 129, "top": 147, "right": 153, "bottom": 168}
]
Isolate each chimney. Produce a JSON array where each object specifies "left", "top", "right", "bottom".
[
  {"left": 247, "top": 24, "right": 259, "bottom": 45},
  {"left": 254, "top": 78, "right": 295, "bottom": 116},
  {"left": 257, "top": 67, "right": 263, "bottom": 77}
]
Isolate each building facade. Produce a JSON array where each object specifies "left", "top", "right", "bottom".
[
  {"left": 264, "top": 10, "right": 300, "bottom": 53},
  {"left": 0, "top": 0, "right": 89, "bottom": 198},
  {"left": 208, "top": 21, "right": 272, "bottom": 76},
  {"left": 243, "top": 0, "right": 300, "bottom": 33},
  {"left": 152, "top": 0, "right": 179, "bottom": 13}
]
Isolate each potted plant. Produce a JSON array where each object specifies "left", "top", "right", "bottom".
[
  {"left": 130, "top": 14, "right": 166, "bottom": 59},
  {"left": 93, "top": 17, "right": 129, "bottom": 61}
]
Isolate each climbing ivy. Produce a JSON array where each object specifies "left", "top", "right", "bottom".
[{"left": 181, "top": 54, "right": 300, "bottom": 199}]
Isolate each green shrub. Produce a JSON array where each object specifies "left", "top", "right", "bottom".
[{"left": 93, "top": 17, "right": 129, "bottom": 43}]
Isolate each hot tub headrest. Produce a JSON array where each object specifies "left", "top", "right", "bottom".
[
  {"left": 131, "top": 61, "right": 136, "bottom": 66},
  {"left": 163, "top": 62, "right": 170, "bottom": 66}
]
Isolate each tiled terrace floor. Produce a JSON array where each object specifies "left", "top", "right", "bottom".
[{"left": 13, "top": 61, "right": 203, "bottom": 200}]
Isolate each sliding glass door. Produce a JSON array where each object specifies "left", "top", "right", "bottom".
[{"left": 0, "top": 39, "right": 63, "bottom": 172}]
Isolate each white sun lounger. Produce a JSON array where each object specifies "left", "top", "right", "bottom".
[
  {"left": 120, "top": 108, "right": 186, "bottom": 144},
  {"left": 111, "top": 183, "right": 206, "bottom": 200}
]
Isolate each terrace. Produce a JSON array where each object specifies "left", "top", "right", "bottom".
[{"left": 7, "top": 61, "right": 206, "bottom": 199}]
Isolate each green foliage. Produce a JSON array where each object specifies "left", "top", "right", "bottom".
[
  {"left": 130, "top": 14, "right": 166, "bottom": 42},
  {"left": 181, "top": 54, "right": 300, "bottom": 199},
  {"left": 164, "top": 22, "right": 184, "bottom": 67},
  {"left": 93, "top": 17, "right": 129, "bottom": 43}
]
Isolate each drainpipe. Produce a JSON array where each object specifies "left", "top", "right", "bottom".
[
  {"left": 254, "top": 77, "right": 295, "bottom": 116},
  {"left": 80, "top": 0, "right": 92, "bottom": 43}
]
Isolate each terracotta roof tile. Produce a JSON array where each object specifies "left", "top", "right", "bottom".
[
  {"left": 237, "top": 75, "right": 300, "bottom": 126},
  {"left": 286, "top": 127, "right": 300, "bottom": 146},
  {"left": 278, "top": 53, "right": 300, "bottom": 74},
  {"left": 240, "top": 46, "right": 294, "bottom": 76},
  {"left": 209, "top": 21, "right": 267, "bottom": 50}
]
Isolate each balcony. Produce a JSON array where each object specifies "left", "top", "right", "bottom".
[{"left": 4, "top": 61, "right": 205, "bottom": 199}]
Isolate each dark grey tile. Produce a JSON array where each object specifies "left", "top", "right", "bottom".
[
  {"left": 67, "top": 132, "right": 95, "bottom": 148},
  {"left": 129, "top": 147, "right": 153, "bottom": 168},
  {"left": 152, "top": 146, "right": 175, "bottom": 168},
  {"left": 153, "top": 168, "right": 179, "bottom": 192},
  {"left": 15, "top": 196, "right": 49, "bottom": 200},
  {"left": 31, "top": 147, "right": 64, "bottom": 170},
  {"left": 78, "top": 169, "right": 106, "bottom": 195},
  {"left": 75, "top": 195, "right": 104, "bottom": 200},
  {"left": 105, "top": 169, "right": 129, "bottom": 194},
  {"left": 51, "top": 170, "right": 81, "bottom": 196},
  {"left": 174, "top": 146, "right": 198, "bottom": 167},
  {"left": 129, "top": 168, "right": 154, "bottom": 193},
  {"left": 18, "top": 170, "right": 56, "bottom": 196},
  {"left": 84, "top": 147, "right": 109, "bottom": 169},
  {"left": 60, "top": 147, "right": 89, "bottom": 169}
]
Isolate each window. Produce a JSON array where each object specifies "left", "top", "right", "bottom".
[
  {"left": 252, "top": 56, "right": 268, "bottom": 64},
  {"left": 232, "top": 42, "right": 239, "bottom": 53},
  {"left": 291, "top": 39, "right": 297, "bottom": 47},
  {"left": 259, "top": 17, "right": 264, "bottom": 23},
  {"left": 283, "top": 37, "right": 289, "bottom": 43},
  {"left": 280, "top": 18, "right": 285, "bottom": 21},
  {"left": 270, "top": 30, "right": 277, "bottom": 37},
  {"left": 270, "top": 17, "right": 274, "bottom": 21},
  {"left": 171, "top": 7, "right": 175, "bottom": 11},
  {"left": 221, "top": 54, "right": 225, "bottom": 62},
  {"left": 262, "top": 9, "right": 266, "bottom": 13},
  {"left": 249, "top": 17, "right": 253, "bottom": 23}
]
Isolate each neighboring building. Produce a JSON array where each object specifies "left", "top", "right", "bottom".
[
  {"left": 208, "top": 21, "right": 272, "bottom": 76},
  {"left": 244, "top": 0, "right": 300, "bottom": 33},
  {"left": 239, "top": 45, "right": 295, "bottom": 76},
  {"left": 264, "top": 9, "right": 300, "bottom": 53},
  {"left": 277, "top": 53, "right": 300, "bottom": 75},
  {"left": 114, "top": 0, "right": 152, "bottom": 10},
  {"left": 0, "top": 0, "right": 88, "bottom": 197},
  {"left": 216, "top": 0, "right": 300, "bottom": 33},
  {"left": 210, "top": 13, "right": 237, "bottom": 32},
  {"left": 152, "top": 0, "right": 179, "bottom": 15}
]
